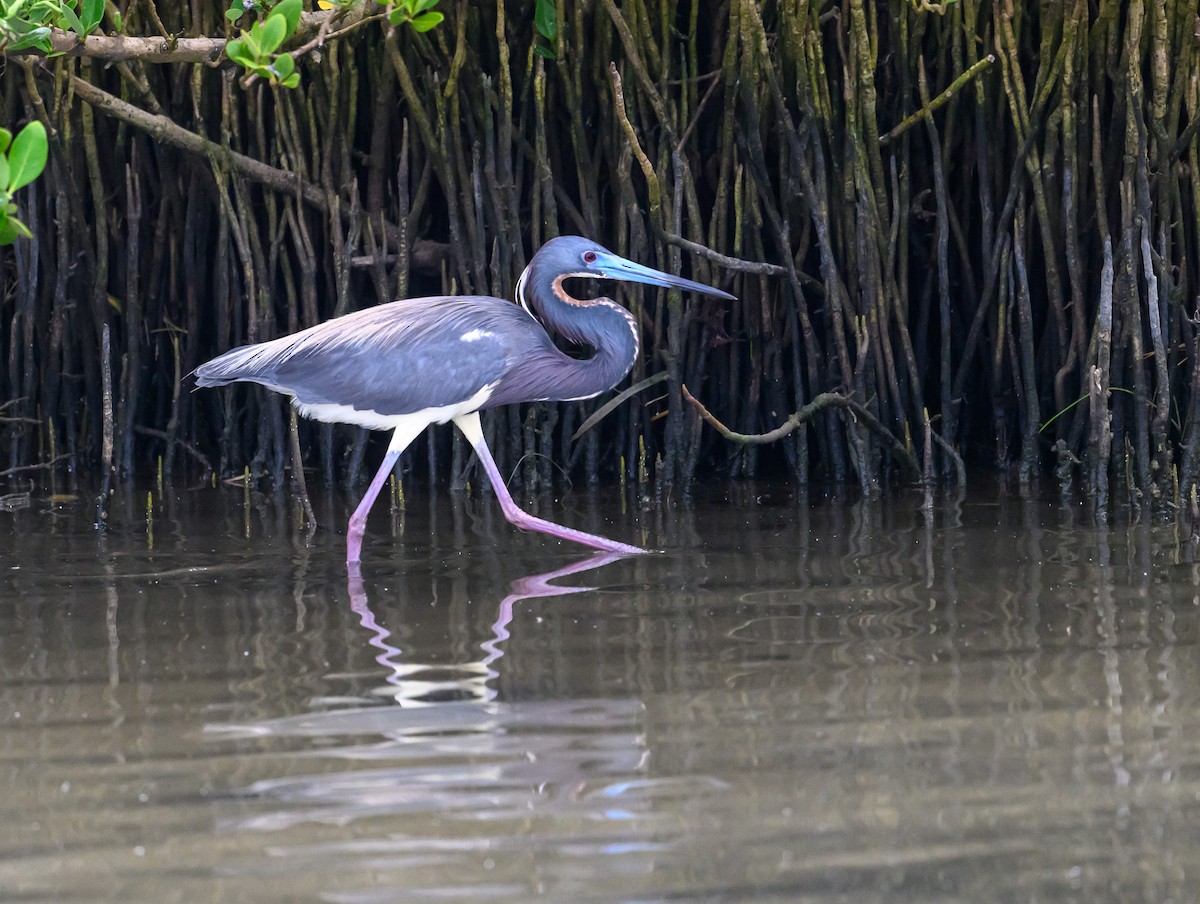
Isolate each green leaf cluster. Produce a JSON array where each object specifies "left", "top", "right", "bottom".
[
  {"left": 0, "top": 0, "right": 103, "bottom": 52},
  {"left": 56, "top": 0, "right": 101, "bottom": 37},
  {"left": 378, "top": 0, "right": 443, "bottom": 33},
  {"left": 225, "top": 0, "right": 302, "bottom": 88},
  {"left": 0, "top": 121, "right": 48, "bottom": 245}
]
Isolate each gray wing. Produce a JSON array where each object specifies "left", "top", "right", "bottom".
[{"left": 195, "top": 296, "right": 552, "bottom": 417}]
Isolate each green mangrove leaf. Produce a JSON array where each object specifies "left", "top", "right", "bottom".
[
  {"left": 225, "top": 36, "right": 253, "bottom": 65},
  {"left": 0, "top": 127, "right": 11, "bottom": 156},
  {"left": 257, "top": 14, "right": 286, "bottom": 54},
  {"left": 7, "top": 121, "right": 47, "bottom": 192},
  {"left": 534, "top": 0, "right": 555, "bottom": 40},
  {"left": 237, "top": 25, "right": 262, "bottom": 57},
  {"left": 271, "top": 51, "right": 294, "bottom": 80},
  {"left": 80, "top": 0, "right": 103, "bottom": 32},
  {"left": 271, "top": 0, "right": 301, "bottom": 37},
  {"left": 58, "top": 2, "right": 85, "bottom": 37},
  {"left": 409, "top": 10, "right": 442, "bottom": 31},
  {"left": 27, "top": 0, "right": 60, "bottom": 23},
  {"left": 0, "top": 216, "right": 24, "bottom": 245},
  {"left": 5, "top": 22, "right": 53, "bottom": 52}
]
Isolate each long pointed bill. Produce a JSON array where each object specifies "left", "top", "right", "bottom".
[{"left": 594, "top": 251, "right": 736, "bottom": 300}]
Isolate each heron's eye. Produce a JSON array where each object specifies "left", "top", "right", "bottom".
[{"left": 583, "top": 251, "right": 597, "bottom": 264}]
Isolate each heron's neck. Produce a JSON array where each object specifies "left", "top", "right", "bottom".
[{"left": 517, "top": 267, "right": 640, "bottom": 399}]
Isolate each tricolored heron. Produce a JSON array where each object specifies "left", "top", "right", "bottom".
[{"left": 195, "top": 236, "right": 734, "bottom": 563}]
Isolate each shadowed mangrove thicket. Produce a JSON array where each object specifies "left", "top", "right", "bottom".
[{"left": 1, "top": 0, "right": 1196, "bottom": 515}]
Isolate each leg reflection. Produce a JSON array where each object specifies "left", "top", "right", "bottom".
[{"left": 347, "top": 552, "right": 626, "bottom": 704}]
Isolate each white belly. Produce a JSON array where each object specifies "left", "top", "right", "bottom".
[{"left": 291, "top": 381, "right": 498, "bottom": 433}]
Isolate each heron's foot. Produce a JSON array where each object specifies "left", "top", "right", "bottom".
[
  {"left": 502, "top": 507, "right": 649, "bottom": 555},
  {"left": 577, "top": 536, "right": 650, "bottom": 556}
]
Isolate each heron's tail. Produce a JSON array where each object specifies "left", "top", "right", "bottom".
[{"left": 194, "top": 342, "right": 286, "bottom": 389}]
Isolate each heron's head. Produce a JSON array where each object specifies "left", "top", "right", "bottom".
[{"left": 534, "top": 236, "right": 735, "bottom": 301}]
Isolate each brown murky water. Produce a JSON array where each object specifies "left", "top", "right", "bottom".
[{"left": 2, "top": 480, "right": 1199, "bottom": 902}]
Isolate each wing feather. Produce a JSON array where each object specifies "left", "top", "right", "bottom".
[{"left": 195, "top": 296, "right": 549, "bottom": 417}]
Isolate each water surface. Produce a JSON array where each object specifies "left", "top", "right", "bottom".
[{"left": 2, "top": 481, "right": 1198, "bottom": 902}]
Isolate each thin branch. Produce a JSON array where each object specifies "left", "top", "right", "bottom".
[
  {"left": 610, "top": 62, "right": 781, "bottom": 279},
  {"left": 682, "top": 385, "right": 923, "bottom": 482},
  {"left": 28, "top": 5, "right": 369, "bottom": 65},
  {"left": 133, "top": 426, "right": 213, "bottom": 473},
  {"left": 655, "top": 227, "right": 786, "bottom": 276},
  {"left": 42, "top": 31, "right": 226, "bottom": 64},
  {"left": 60, "top": 74, "right": 446, "bottom": 274},
  {"left": 143, "top": 0, "right": 172, "bottom": 41},
  {"left": 880, "top": 55, "right": 997, "bottom": 145},
  {"left": 292, "top": 9, "right": 385, "bottom": 58},
  {"left": 0, "top": 454, "right": 73, "bottom": 478},
  {"left": 929, "top": 426, "right": 967, "bottom": 486},
  {"left": 69, "top": 74, "right": 327, "bottom": 202},
  {"left": 609, "top": 63, "right": 661, "bottom": 226}
]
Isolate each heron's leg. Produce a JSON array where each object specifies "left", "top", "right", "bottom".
[
  {"left": 347, "top": 419, "right": 426, "bottom": 564},
  {"left": 453, "top": 412, "right": 647, "bottom": 555}
]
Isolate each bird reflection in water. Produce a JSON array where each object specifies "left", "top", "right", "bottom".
[{"left": 347, "top": 552, "right": 625, "bottom": 705}]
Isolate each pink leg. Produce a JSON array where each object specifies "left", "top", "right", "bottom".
[
  {"left": 347, "top": 448, "right": 400, "bottom": 564},
  {"left": 454, "top": 412, "right": 648, "bottom": 555},
  {"left": 347, "top": 419, "right": 427, "bottom": 564}
]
